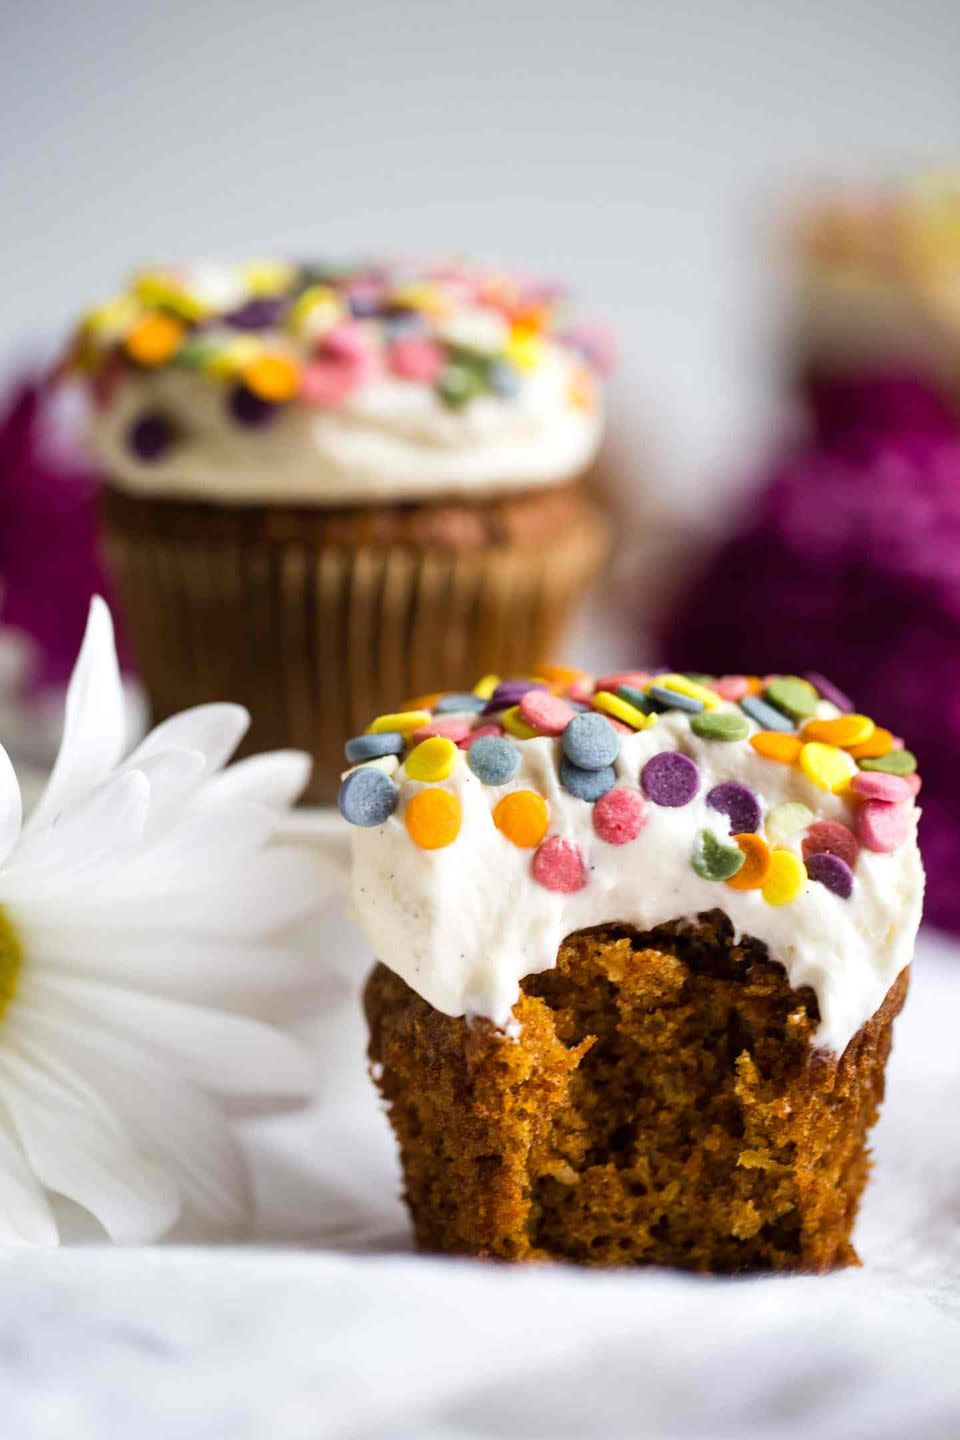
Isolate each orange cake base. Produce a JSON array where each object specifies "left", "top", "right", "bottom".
[{"left": 365, "top": 911, "right": 908, "bottom": 1272}]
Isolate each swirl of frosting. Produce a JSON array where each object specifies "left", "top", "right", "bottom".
[{"left": 64, "top": 259, "right": 612, "bottom": 506}]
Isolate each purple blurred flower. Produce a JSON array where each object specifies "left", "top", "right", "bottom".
[
  {"left": 0, "top": 373, "right": 129, "bottom": 686},
  {"left": 658, "top": 372, "right": 960, "bottom": 933}
]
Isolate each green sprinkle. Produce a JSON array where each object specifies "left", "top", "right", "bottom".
[
  {"left": 690, "top": 710, "right": 750, "bottom": 742},
  {"left": 764, "top": 676, "right": 819, "bottom": 721},
  {"left": 692, "top": 829, "right": 745, "bottom": 881},
  {"left": 765, "top": 801, "right": 815, "bottom": 848},
  {"left": 859, "top": 749, "right": 917, "bottom": 776},
  {"left": 437, "top": 363, "right": 481, "bottom": 408}
]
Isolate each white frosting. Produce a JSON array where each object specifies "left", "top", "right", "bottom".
[
  {"left": 89, "top": 348, "right": 602, "bottom": 506},
  {"left": 349, "top": 711, "right": 924, "bottom": 1056}
]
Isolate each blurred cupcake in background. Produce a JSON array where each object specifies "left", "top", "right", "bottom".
[
  {"left": 62, "top": 259, "right": 613, "bottom": 802},
  {"left": 659, "top": 175, "right": 960, "bottom": 932}
]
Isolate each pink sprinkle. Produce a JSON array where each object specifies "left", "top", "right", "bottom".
[
  {"left": 905, "top": 773, "right": 922, "bottom": 797},
  {"left": 413, "top": 718, "right": 472, "bottom": 743},
  {"left": 594, "top": 671, "right": 650, "bottom": 693},
  {"left": 850, "top": 772, "right": 913, "bottom": 803},
  {"left": 709, "top": 675, "right": 751, "bottom": 701},
  {"left": 891, "top": 736, "right": 905, "bottom": 750},
  {"left": 532, "top": 836, "right": 587, "bottom": 893},
  {"left": 323, "top": 321, "right": 373, "bottom": 363},
  {"left": 389, "top": 337, "right": 444, "bottom": 382},
  {"left": 301, "top": 358, "right": 357, "bottom": 408},
  {"left": 599, "top": 715, "right": 633, "bottom": 734},
  {"left": 566, "top": 679, "right": 596, "bottom": 704},
  {"left": 519, "top": 690, "right": 578, "bottom": 735},
  {"left": 801, "top": 819, "right": 860, "bottom": 870},
  {"left": 856, "top": 800, "right": 911, "bottom": 854},
  {"left": 592, "top": 787, "right": 647, "bottom": 845},
  {"left": 457, "top": 724, "right": 504, "bottom": 750}
]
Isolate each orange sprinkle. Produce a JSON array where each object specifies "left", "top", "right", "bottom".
[
  {"left": 404, "top": 788, "right": 461, "bottom": 849},
  {"left": 847, "top": 726, "right": 895, "bottom": 760},
  {"left": 243, "top": 352, "right": 300, "bottom": 402},
  {"left": 802, "top": 714, "right": 875, "bottom": 748},
  {"left": 568, "top": 370, "right": 596, "bottom": 412},
  {"left": 124, "top": 312, "right": 184, "bottom": 366},
  {"left": 402, "top": 692, "right": 444, "bottom": 711},
  {"left": 745, "top": 676, "right": 764, "bottom": 696},
  {"left": 726, "top": 833, "right": 773, "bottom": 891},
  {"left": 749, "top": 731, "right": 803, "bottom": 764},
  {"left": 493, "top": 790, "right": 549, "bottom": 848},
  {"left": 535, "top": 664, "right": 590, "bottom": 688}
]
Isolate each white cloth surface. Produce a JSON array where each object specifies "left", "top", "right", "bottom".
[{"left": 2, "top": 816, "right": 960, "bottom": 1438}]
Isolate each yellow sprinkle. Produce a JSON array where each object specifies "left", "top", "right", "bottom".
[
  {"left": 506, "top": 330, "right": 545, "bottom": 371},
  {"left": 765, "top": 801, "right": 815, "bottom": 848},
  {"left": 473, "top": 674, "right": 500, "bottom": 701},
  {"left": 592, "top": 690, "right": 655, "bottom": 730},
  {"left": 81, "top": 295, "right": 142, "bottom": 342},
  {"left": 802, "top": 713, "right": 875, "bottom": 748},
  {"left": 502, "top": 706, "right": 539, "bottom": 740},
  {"left": 652, "top": 674, "right": 722, "bottom": 711},
  {"left": 368, "top": 710, "right": 432, "bottom": 737},
  {"left": 404, "top": 736, "right": 457, "bottom": 783},
  {"left": 390, "top": 282, "right": 449, "bottom": 315},
  {"left": 288, "top": 284, "right": 343, "bottom": 339},
  {"left": 243, "top": 259, "right": 296, "bottom": 295},
  {"left": 203, "top": 336, "right": 262, "bottom": 379},
  {"left": 761, "top": 849, "right": 807, "bottom": 906},
  {"left": 133, "top": 270, "right": 210, "bottom": 322},
  {"left": 799, "top": 741, "right": 858, "bottom": 793}
]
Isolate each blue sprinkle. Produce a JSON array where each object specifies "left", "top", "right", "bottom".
[
  {"left": 740, "top": 696, "right": 796, "bottom": 733},
  {"left": 467, "top": 735, "right": 520, "bottom": 786},
  {"left": 647, "top": 685, "right": 704, "bottom": 715},
  {"left": 337, "top": 767, "right": 399, "bottom": 827},
  {"left": 562, "top": 712, "right": 620, "bottom": 771},
  {"left": 434, "top": 693, "right": 487, "bottom": 715},
  {"left": 560, "top": 758, "right": 617, "bottom": 801},
  {"left": 488, "top": 360, "right": 522, "bottom": 398},
  {"left": 615, "top": 685, "right": 655, "bottom": 714},
  {"left": 344, "top": 732, "right": 405, "bottom": 764}
]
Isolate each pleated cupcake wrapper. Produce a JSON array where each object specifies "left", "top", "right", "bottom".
[{"left": 105, "top": 501, "right": 610, "bottom": 805}]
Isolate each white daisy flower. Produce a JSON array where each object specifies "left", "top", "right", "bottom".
[{"left": 0, "top": 597, "right": 328, "bottom": 1246}]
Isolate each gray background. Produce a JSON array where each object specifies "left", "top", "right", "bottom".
[{"left": 2, "top": 0, "right": 958, "bottom": 502}]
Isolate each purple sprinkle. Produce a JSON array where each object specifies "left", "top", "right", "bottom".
[
  {"left": 225, "top": 296, "right": 287, "bottom": 330},
  {"left": 641, "top": 751, "right": 700, "bottom": 807},
  {"left": 706, "top": 781, "right": 761, "bottom": 835},
  {"left": 806, "top": 850, "right": 854, "bottom": 899},
  {"left": 127, "top": 411, "right": 175, "bottom": 461},
  {"left": 228, "top": 384, "right": 276, "bottom": 427},
  {"left": 804, "top": 671, "right": 854, "bottom": 714},
  {"left": 483, "top": 679, "right": 547, "bottom": 715}
]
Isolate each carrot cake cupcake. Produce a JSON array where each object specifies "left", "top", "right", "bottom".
[
  {"left": 344, "top": 669, "right": 924, "bottom": 1271},
  {"left": 62, "top": 259, "right": 612, "bottom": 801}
]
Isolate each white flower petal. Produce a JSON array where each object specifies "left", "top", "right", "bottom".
[
  {"left": 0, "top": 741, "right": 23, "bottom": 867},
  {"left": 0, "top": 771, "right": 150, "bottom": 897},
  {"left": 28, "top": 928, "right": 318, "bottom": 1005},
  {"left": 195, "top": 750, "right": 312, "bottom": 810},
  {"left": 26, "top": 598, "right": 126, "bottom": 834},
  {"left": 0, "top": 1035, "right": 180, "bottom": 1243},
  {"left": 24, "top": 974, "right": 317, "bottom": 1100},
  {"left": 134, "top": 746, "right": 207, "bottom": 836},
  {"left": 14, "top": 1004, "right": 250, "bottom": 1233},
  {"left": 98, "top": 802, "right": 277, "bottom": 898},
  {"left": 125, "top": 703, "right": 249, "bottom": 777},
  {"left": 12, "top": 846, "right": 336, "bottom": 939},
  {"left": 0, "top": 1111, "right": 58, "bottom": 1247}
]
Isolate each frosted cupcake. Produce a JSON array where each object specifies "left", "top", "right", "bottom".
[
  {"left": 63, "top": 260, "right": 611, "bottom": 801},
  {"left": 344, "top": 669, "right": 923, "bottom": 1271}
]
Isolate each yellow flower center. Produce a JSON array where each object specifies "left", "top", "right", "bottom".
[{"left": 0, "top": 909, "right": 23, "bottom": 1019}]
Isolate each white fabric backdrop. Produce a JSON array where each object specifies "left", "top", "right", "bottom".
[{"left": 2, "top": 820, "right": 956, "bottom": 1438}]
